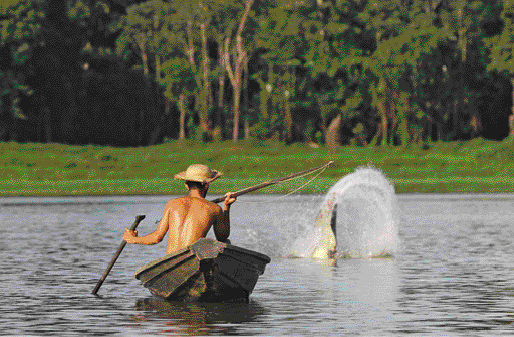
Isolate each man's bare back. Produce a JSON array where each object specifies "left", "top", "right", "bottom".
[
  {"left": 159, "top": 196, "right": 228, "bottom": 253},
  {"left": 123, "top": 167, "right": 235, "bottom": 254}
]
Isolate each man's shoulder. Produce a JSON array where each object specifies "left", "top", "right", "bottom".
[
  {"left": 171, "top": 196, "right": 221, "bottom": 211},
  {"left": 203, "top": 199, "right": 223, "bottom": 211},
  {"left": 163, "top": 197, "right": 191, "bottom": 210},
  {"left": 200, "top": 198, "right": 223, "bottom": 214},
  {"left": 166, "top": 197, "right": 187, "bottom": 206}
]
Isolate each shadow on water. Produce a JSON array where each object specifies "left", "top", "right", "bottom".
[{"left": 130, "top": 297, "right": 266, "bottom": 336}]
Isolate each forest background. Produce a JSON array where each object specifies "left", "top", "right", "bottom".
[
  {"left": 2, "top": 0, "right": 514, "bottom": 196},
  {"left": 3, "top": 0, "right": 514, "bottom": 147}
]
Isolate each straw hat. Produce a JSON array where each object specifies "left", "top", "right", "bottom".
[{"left": 174, "top": 164, "right": 223, "bottom": 183}]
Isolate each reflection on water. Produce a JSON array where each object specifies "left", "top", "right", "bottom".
[
  {"left": 131, "top": 298, "right": 266, "bottom": 336},
  {"left": 2, "top": 194, "right": 514, "bottom": 336}
]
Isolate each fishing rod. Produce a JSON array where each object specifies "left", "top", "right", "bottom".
[
  {"left": 153, "top": 161, "right": 334, "bottom": 223},
  {"left": 209, "top": 161, "right": 334, "bottom": 203}
]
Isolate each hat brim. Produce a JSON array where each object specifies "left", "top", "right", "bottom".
[{"left": 174, "top": 170, "right": 223, "bottom": 183}]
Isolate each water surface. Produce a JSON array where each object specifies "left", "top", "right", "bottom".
[{"left": 1, "top": 194, "right": 513, "bottom": 336}]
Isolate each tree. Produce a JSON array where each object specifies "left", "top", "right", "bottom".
[
  {"left": 299, "top": 0, "right": 367, "bottom": 146},
  {"left": 159, "top": 57, "right": 196, "bottom": 140},
  {"left": 1, "top": 0, "right": 148, "bottom": 144},
  {"left": 438, "top": 0, "right": 488, "bottom": 139},
  {"left": 0, "top": 0, "right": 40, "bottom": 139},
  {"left": 223, "top": 0, "right": 254, "bottom": 142},
  {"left": 116, "top": 0, "right": 174, "bottom": 144},
  {"left": 364, "top": 0, "right": 453, "bottom": 145},
  {"left": 358, "top": 0, "right": 410, "bottom": 146},
  {"left": 166, "top": 0, "right": 213, "bottom": 140},
  {"left": 487, "top": 0, "right": 514, "bottom": 137},
  {"left": 253, "top": 6, "right": 303, "bottom": 141}
]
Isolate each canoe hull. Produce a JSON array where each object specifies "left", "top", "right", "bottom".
[{"left": 135, "top": 238, "right": 271, "bottom": 302}]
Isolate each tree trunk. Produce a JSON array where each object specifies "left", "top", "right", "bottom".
[
  {"left": 218, "top": 39, "right": 225, "bottom": 109},
  {"left": 243, "top": 58, "right": 249, "bottom": 140},
  {"left": 453, "top": 97, "right": 460, "bottom": 139},
  {"left": 509, "top": 77, "right": 514, "bottom": 138},
  {"left": 386, "top": 85, "right": 398, "bottom": 145},
  {"left": 217, "top": 38, "right": 226, "bottom": 130},
  {"left": 224, "top": 0, "right": 254, "bottom": 142},
  {"left": 244, "top": 117, "right": 250, "bottom": 140},
  {"left": 285, "top": 96, "right": 292, "bottom": 142},
  {"left": 224, "top": 36, "right": 243, "bottom": 142},
  {"left": 178, "top": 93, "right": 186, "bottom": 140},
  {"left": 458, "top": 27, "right": 467, "bottom": 63},
  {"left": 136, "top": 40, "right": 150, "bottom": 145},
  {"left": 200, "top": 22, "right": 212, "bottom": 138},
  {"left": 266, "top": 64, "right": 274, "bottom": 120},
  {"left": 375, "top": 76, "right": 388, "bottom": 146},
  {"left": 138, "top": 40, "right": 149, "bottom": 78},
  {"left": 470, "top": 110, "right": 481, "bottom": 138},
  {"left": 185, "top": 20, "right": 201, "bottom": 91},
  {"left": 400, "top": 95, "right": 411, "bottom": 146},
  {"left": 259, "top": 84, "right": 270, "bottom": 120},
  {"left": 185, "top": 21, "right": 196, "bottom": 72},
  {"left": 165, "top": 96, "right": 170, "bottom": 115},
  {"left": 326, "top": 115, "right": 341, "bottom": 153},
  {"left": 147, "top": 54, "right": 163, "bottom": 146},
  {"left": 154, "top": 12, "right": 161, "bottom": 81},
  {"left": 183, "top": 20, "right": 203, "bottom": 138},
  {"left": 156, "top": 54, "right": 161, "bottom": 82},
  {"left": 373, "top": 30, "right": 388, "bottom": 146},
  {"left": 230, "top": 66, "right": 242, "bottom": 142}
]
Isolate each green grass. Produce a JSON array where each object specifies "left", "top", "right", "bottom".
[{"left": 1, "top": 137, "right": 514, "bottom": 196}]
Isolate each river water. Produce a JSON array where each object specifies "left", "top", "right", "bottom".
[{"left": 1, "top": 194, "right": 513, "bottom": 336}]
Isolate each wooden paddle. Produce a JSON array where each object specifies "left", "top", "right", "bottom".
[
  {"left": 92, "top": 214, "right": 146, "bottom": 295},
  {"left": 209, "top": 161, "right": 334, "bottom": 203}
]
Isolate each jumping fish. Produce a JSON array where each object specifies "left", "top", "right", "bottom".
[{"left": 309, "top": 193, "right": 338, "bottom": 259}]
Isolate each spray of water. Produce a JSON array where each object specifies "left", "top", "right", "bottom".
[{"left": 290, "top": 166, "right": 398, "bottom": 259}]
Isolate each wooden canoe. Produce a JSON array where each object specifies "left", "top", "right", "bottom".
[{"left": 134, "top": 238, "right": 271, "bottom": 302}]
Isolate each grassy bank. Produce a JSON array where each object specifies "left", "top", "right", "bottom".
[{"left": 1, "top": 137, "right": 514, "bottom": 196}]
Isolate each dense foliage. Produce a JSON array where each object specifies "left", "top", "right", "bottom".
[{"left": 0, "top": 0, "right": 513, "bottom": 146}]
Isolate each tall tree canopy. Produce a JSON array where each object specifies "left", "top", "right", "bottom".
[{"left": 0, "top": 0, "right": 511, "bottom": 146}]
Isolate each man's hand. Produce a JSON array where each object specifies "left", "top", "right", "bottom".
[
  {"left": 224, "top": 192, "right": 236, "bottom": 211},
  {"left": 123, "top": 229, "right": 138, "bottom": 243}
]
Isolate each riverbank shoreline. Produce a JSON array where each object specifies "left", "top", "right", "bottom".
[
  {"left": 1, "top": 176, "right": 514, "bottom": 196},
  {"left": 1, "top": 138, "right": 513, "bottom": 196}
]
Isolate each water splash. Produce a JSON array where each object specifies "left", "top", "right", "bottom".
[{"left": 290, "top": 166, "right": 398, "bottom": 259}]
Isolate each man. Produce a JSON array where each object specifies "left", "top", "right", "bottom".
[{"left": 123, "top": 164, "right": 236, "bottom": 254}]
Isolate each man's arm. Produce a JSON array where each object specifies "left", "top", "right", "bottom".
[
  {"left": 123, "top": 206, "right": 171, "bottom": 245},
  {"left": 213, "top": 192, "right": 236, "bottom": 242}
]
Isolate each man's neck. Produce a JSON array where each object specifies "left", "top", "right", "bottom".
[{"left": 188, "top": 189, "right": 206, "bottom": 198}]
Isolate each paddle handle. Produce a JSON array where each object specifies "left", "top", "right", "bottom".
[
  {"left": 209, "top": 161, "right": 334, "bottom": 204},
  {"left": 92, "top": 215, "right": 146, "bottom": 295}
]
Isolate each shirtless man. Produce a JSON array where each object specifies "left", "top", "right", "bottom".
[{"left": 123, "top": 164, "right": 236, "bottom": 254}]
